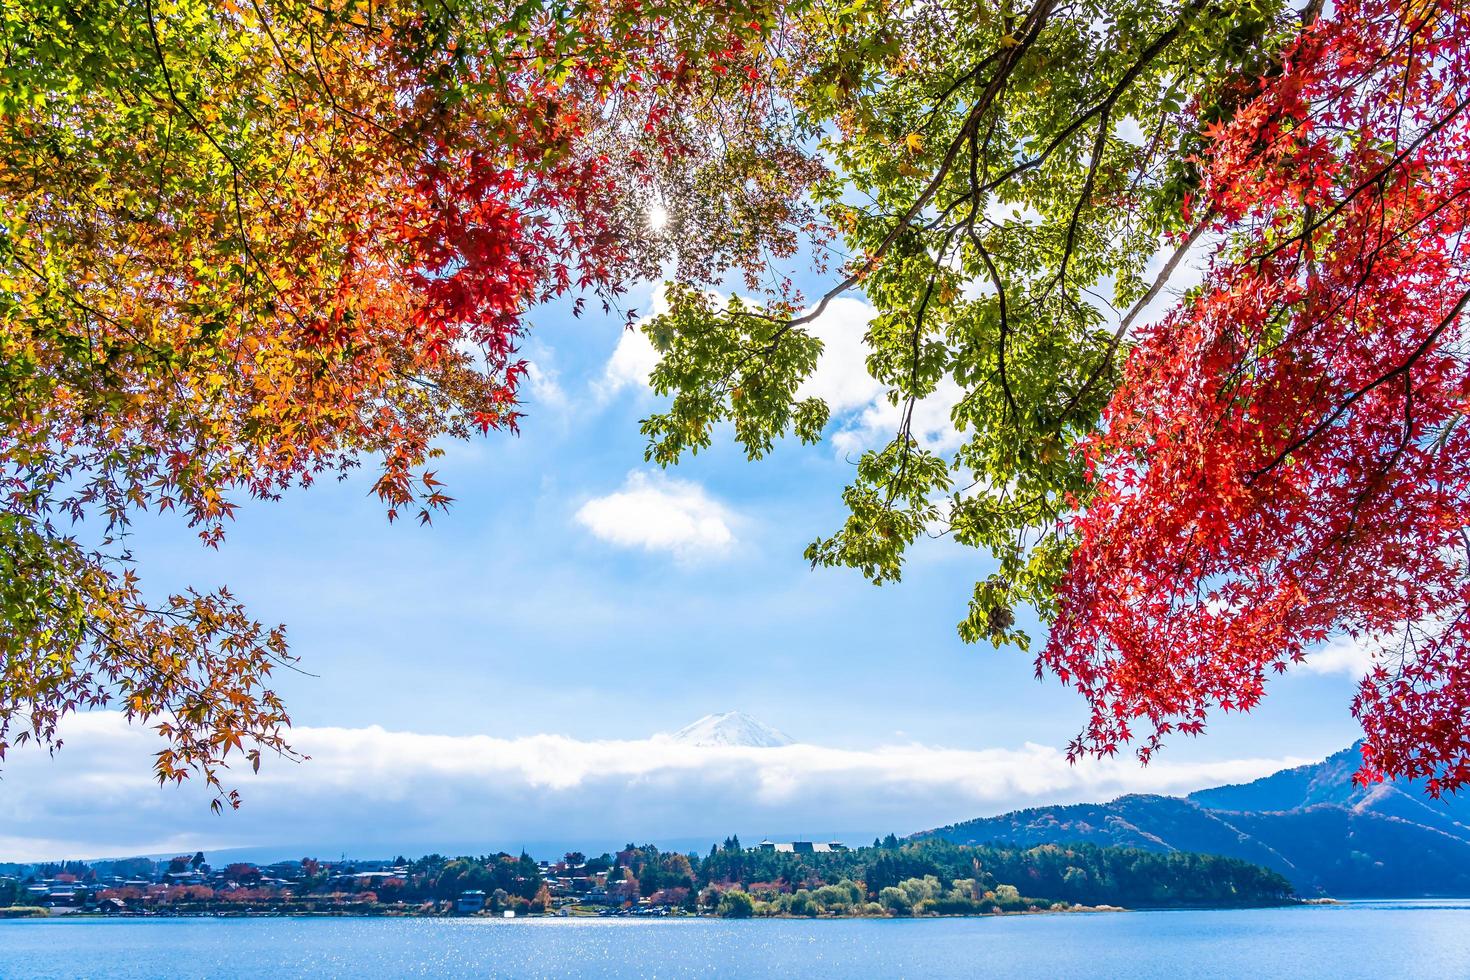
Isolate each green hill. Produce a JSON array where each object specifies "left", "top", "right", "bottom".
[{"left": 914, "top": 747, "right": 1470, "bottom": 897}]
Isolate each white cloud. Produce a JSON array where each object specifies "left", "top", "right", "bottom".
[
  {"left": 794, "top": 296, "right": 966, "bottom": 453},
  {"left": 596, "top": 287, "right": 669, "bottom": 399},
  {"left": 599, "top": 325, "right": 661, "bottom": 399},
  {"left": 523, "top": 360, "right": 566, "bottom": 412},
  {"left": 794, "top": 296, "right": 885, "bottom": 414},
  {"left": 575, "top": 470, "right": 737, "bottom": 560},
  {"left": 0, "top": 712, "right": 1312, "bottom": 862},
  {"left": 1300, "top": 634, "right": 1380, "bottom": 678},
  {"left": 831, "top": 377, "right": 967, "bottom": 456},
  {"left": 1300, "top": 617, "right": 1455, "bottom": 678}
]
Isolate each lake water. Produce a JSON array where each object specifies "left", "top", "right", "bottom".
[{"left": 0, "top": 900, "right": 1465, "bottom": 978}]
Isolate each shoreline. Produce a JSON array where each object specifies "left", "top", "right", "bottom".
[{"left": 1, "top": 900, "right": 1334, "bottom": 922}]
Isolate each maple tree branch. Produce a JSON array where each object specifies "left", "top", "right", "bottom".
[
  {"left": 1251, "top": 287, "right": 1470, "bottom": 481},
  {"left": 722, "top": 0, "right": 1059, "bottom": 341},
  {"left": 1058, "top": 210, "right": 1214, "bottom": 421},
  {"left": 967, "top": 0, "right": 1208, "bottom": 201},
  {"left": 1255, "top": 91, "right": 1470, "bottom": 268},
  {"left": 143, "top": 0, "right": 307, "bottom": 333}
]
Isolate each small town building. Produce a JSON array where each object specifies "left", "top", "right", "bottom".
[
  {"left": 757, "top": 840, "right": 850, "bottom": 854},
  {"left": 456, "top": 890, "right": 487, "bottom": 914}
]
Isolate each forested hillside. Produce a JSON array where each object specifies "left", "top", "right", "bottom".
[
  {"left": 916, "top": 748, "right": 1470, "bottom": 897},
  {"left": 695, "top": 838, "right": 1294, "bottom": 912}
]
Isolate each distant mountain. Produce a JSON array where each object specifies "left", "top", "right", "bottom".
[
  {"left": 1188, "top": 743, "right": 1470, "bottom": 840},
  {"left": 914, "top": 746, "right": 1470, "bottom": 897},
  {"left": 668, "top": 712, "right": 794, "bottom": 748}
]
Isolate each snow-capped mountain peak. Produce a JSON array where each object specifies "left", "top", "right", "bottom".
[{"left": 668, "top": 711, "right": 793, "bottom": 748}]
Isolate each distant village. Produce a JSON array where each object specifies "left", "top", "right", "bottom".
[
  {"left": 0, "top": 839, "right": 858, "bottom": 919},
  {"left": 0, "top": 832, "right": 1298, "bottom": 918}
]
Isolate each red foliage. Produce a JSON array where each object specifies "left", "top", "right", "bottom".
[
  {"left": 223, "top": 863, "right": 261, "bottom": 883},
  {"left": 218, "top": 886, "right": 281, "bottom": 903},
  {"left": 651, "top": 886, "right": 690, "bottom": 906},
  {"left": 1046, "top": 0, "right": 1470, "bottom": 792},
  {"left": 97, "top": 887, "right": 144, "bottom": 902}
]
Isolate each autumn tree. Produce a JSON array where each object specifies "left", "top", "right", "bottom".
[
  {"left": 14, "top": 0, "right": 1469, "bottom": 802},
  {"left": 1043, "top": 0, "right": 1470, "bottom": 792},
  {"left": 1, "top": 0, "right": 819, "bottom": 803},
  {"left": 636, "top": 0, "right": 1470, "bottom": 790}
]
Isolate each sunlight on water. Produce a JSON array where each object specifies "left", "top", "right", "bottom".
[{"left": 2, "top": 902, "right": 1469, "bottom": 979}]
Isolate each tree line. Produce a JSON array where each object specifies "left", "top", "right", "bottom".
[{"left": 1, "top": 837, "right": 1296, "bottom": 917}]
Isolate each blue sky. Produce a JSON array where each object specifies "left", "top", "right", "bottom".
[{"left": 2, "top": 277, "right": 1377, "bottom": 862}]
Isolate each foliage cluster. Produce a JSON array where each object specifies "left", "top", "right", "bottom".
[
  {"left": 635, "top": 0, "right": 1470, "bottom": 790},
  {"left": 9, "top": 0, "right": 1470, "bottom": 796},
  {"left": 694, "top": 837, "right": 1292, "bottom": 910},
  {"left": 3, "top": 837, "right": 1295, "bottom": 916},
  {"left": 0, "top": 0, "right": 818, "bottom": 800}
]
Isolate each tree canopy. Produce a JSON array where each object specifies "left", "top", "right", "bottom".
[
  {"left": 634, "top": 0, "right": 1470, "bottom": 792},
  {"left": 6, "top": 0, "right": 1470, "bottom": 797},
  {"left": 0, "top": 0, "right": 803, "bottom": 803}
]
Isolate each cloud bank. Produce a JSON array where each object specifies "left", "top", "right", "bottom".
[{"left": 0, "top": 712, "right": 1311, "bottom": 863}]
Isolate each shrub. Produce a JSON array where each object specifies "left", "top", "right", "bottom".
[
  {"left": 717, "top": 890, "right": 755, "bottom": 919},
  {"left": 993, "top": 884, "right": 1023, "bottom": 909},
  {"left": 785, "top": 889, "right": 816, "bottom": 917},
  {"left": 899, "top": 876, "right": 943, "bottom": 905},
  {"left": 878, "top": 886, "right": 912, "bottom": 915}
]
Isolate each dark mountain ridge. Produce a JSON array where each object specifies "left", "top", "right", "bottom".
[
  {"left": 1189, "top": 744, "right": 1470, "bottom": 840},
  {"left": 914, "top": 745, "right": 1470, "bottom": 897}
]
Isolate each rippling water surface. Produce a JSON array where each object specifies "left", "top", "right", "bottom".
[{"left": 1, "top": 900, "right": 1465, "bottom": 978}]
